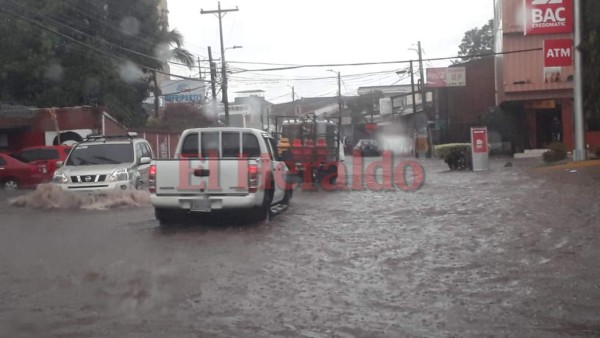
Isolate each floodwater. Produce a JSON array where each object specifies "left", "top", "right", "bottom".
[
  {"left": 1, "top": 157, "right": 599, "bottom": 337},
  {"left": 9, "top": 184, "right": 151, "bottom": 210}
]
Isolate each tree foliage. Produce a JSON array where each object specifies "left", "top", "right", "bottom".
[
  {"left": 454, "top": 19, "right": 494, "bottom": 64},
  {"left": 347, "top": 91, "right": 384, "bottom": 124},
  {"left": 0, "top": 0, "right": 189, "bottom": 127},
  {"left": 581, "top": 0, "right": 600, "bottom": 126},
  {"left": 151, "top": 25, "right": 195, "bottom": 118}
]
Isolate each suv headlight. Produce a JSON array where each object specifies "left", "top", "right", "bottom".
[
  {"left": 109, "top": 168, "right": 129, "bottom": 182},
  {"left": 52, "top": 172, "right": 69, "bottom": 184}
]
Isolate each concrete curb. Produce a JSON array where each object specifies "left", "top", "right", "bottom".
[{"left": 532, "top": 159, "right": 600, "bottom": 172}]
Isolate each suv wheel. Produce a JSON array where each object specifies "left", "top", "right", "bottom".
[{"left": 2, "top": 179, "right": 19, "bottom": 190}]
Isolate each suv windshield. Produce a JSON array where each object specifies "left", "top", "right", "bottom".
[{"left": 66, "top": 143, "right": 133, "bottom": 165}]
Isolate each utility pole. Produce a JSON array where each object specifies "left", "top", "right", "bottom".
[
  {"left": 291, "top": 86, "right": 295, "bottom": 102},
  {"left": 417, "top": 41, "right": 432, "bottom": 158},
  {"left": 573, "top": 0, "right": 587, "bottom": 161},
  {"left": 201, "top": 2, "right": 238, "bottom": 126},
  {"left": 337, "top": 72, "right": 343, "bottom": 158},
  {"left": 197, "top": 57, "right": 202, "bottom": 80},
  {"left": 417, "top": 41, "right": 426, "bottom": 114},
  {"left": 208, "top": 47, "right": 217, "bottom": 101},
  {"left": 337, "top": 72, "right": 342, "bottom": 115},
  {"left": 409, "top": 60, "right": 417, "bottom": 115}
]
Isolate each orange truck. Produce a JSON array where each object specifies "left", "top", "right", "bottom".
[{"left": 274, "top": 113, "right": 343, "bottom": 185}]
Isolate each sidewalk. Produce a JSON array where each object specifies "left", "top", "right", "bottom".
[{"left": 532, "top": 159, "right": 600, "bottom": 173}]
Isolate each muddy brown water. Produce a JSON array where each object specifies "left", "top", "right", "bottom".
[{"left": 1, "top": 158, "right": 599, "bottom": 337}]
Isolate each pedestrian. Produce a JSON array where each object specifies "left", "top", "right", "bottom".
[{"left": 551, "top": 117, "right": 562, "bottom": 142}]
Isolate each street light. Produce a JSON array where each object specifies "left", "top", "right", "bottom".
[
  {"left": 225, "top": 45, "right": 243, "bottom": 51},
  {"left": 396, "top": 62, "right": 417, "bottom": 115}
]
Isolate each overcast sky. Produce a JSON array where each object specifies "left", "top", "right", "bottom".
[{"left": 167, "top": 0, "right": 494, "bottom": 104}]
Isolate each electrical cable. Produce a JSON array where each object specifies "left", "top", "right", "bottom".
[{"left": 230, "top": 48, "right": 542, "bottom": 73}]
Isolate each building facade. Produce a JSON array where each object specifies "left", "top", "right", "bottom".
[
  {"left": 435, "top": 58, "right": 496, "bottom": 145},
  {"left": 495, "top": 0, "right": 600, "bottom": 153}
]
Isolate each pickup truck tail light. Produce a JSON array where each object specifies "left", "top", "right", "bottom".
[
  {"left": 248, "top": 164, "right": 259, "bottom": 193},
  {"left": 149, "top": 164, "right": 157, "bottom": 193}
]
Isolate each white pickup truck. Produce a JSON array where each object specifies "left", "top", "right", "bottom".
[{"left": 149, "top": 127, "right": 292, "bottom": 225}]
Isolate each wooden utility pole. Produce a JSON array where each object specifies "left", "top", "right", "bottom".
[
  {"left": 417, "top": 41, "right": 432, "bottom": 158},
  {"left": 208, "top": 47, "right": 217, "bottom": 101},
  {"left": 197, "top": 56, "right": 202, "bottom": 79},
  {"left": 410, "top": 60, "right": 417, "bottom": 115},
  {"left": 417, "top": 41, "right": 426, "bottom": 112},
  {"left": 201, "top": 2, "right": 238, "bottom": 126}
]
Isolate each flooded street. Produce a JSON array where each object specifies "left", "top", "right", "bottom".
[{"left": 1, "top": 157, "right": 600, "bottom": 337}]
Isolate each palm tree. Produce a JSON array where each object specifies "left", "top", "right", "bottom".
[{"left": 151, "top": 26, "right": 195, "bottom": 118}]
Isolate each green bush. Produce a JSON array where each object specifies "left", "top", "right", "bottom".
[
  {"left": 434, "top": 143, "right": 472, "bottom": 170},
  {"left": 542, "top": 142, "right": 567, "bottom": 163}
]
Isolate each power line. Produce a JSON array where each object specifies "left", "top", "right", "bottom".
[
  {"left": 228, "top": 60, "right": 302, "bottom": 66},
  {"left": 231, "top": 48, "right": 543, "bottom": 73}
]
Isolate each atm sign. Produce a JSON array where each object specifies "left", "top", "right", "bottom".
[{"left": 544, "top": 39, "right": 573, "bottom": 67}]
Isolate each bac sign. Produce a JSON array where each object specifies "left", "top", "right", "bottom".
[
  {"left": 524, "top": 0, "right": 573, "bottom": 35},
  {"left": 544, "top": 39, "right": 573, "bottom": 67},
  {"left": 471, "top": 128, "right": 488, "bottom": 153}
]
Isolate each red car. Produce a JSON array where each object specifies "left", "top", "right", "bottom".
[
  {"left": 17, "top": 145, "right": 72, "bottom": 180},
  {"left": 0, "top": 153, "right": 48, "bottom": 190}
]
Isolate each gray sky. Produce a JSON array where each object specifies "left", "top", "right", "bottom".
[{"left": 167, "top": 0, "right": 494, "bottom": 103}]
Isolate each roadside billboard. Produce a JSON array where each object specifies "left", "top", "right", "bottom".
[
  {"left": 162, "top": 80, "right": 205, "bottom": 104},
  {"left": 426, "top": 67, "right": 466, "bottom": 88},
  {"left": 524, "top": 0, "right": 573, "bottom": 35}
]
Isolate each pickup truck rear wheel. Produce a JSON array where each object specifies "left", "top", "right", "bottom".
[
  {"left": 282, "top": 188, "right": 293, "bottom": 205},
  {"left": 252, "top": 190, "right": 272, "bottom": 222},
  {"left": 155, "top": 208, "right": 179, "bottom": 226}
]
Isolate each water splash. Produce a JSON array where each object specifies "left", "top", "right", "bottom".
[{"left": 9, "top": 184, "right": 151, "bottom": 210}]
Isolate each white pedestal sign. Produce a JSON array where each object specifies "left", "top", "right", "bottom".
[{"left": 471, "top": 127, "right": 489, "bottom": 171}]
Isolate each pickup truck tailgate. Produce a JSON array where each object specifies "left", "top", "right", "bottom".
[{"left": 154, "top": 159, "right": 254, "bottom": 195}]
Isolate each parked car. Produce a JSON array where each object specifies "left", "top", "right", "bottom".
[
  {"left": 17, "top": 145, "right": 72, "bottom": 180},
  {"left": 353, "top": 139, "right": 381, "bottom": 157},
  {"left": 51, "top": 133, "right": 153, "bottom": 193},
  {"left": 0, "top": 153, "right": 48, "bottom": 190}
]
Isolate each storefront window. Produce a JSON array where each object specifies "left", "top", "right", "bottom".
[{"left": 587, "top": 115, "right": 600, "bottom": 131}]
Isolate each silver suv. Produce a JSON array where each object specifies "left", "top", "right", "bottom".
[{"left": 52, "top": 133, "right": 153, "bottom": 193}]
